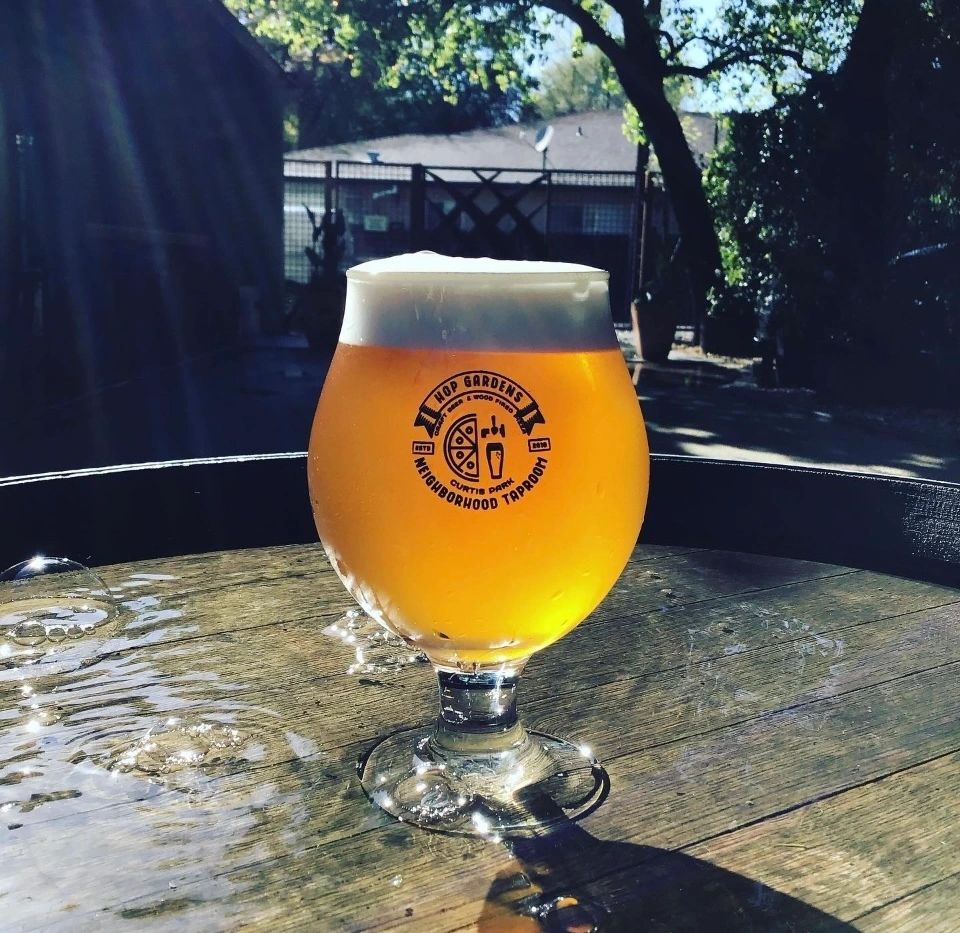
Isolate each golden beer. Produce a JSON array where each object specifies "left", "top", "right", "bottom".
[{"left": 308, "top": 255, "right": 648, "bottom": 669}]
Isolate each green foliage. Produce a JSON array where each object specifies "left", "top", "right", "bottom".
[
  {"left": 884, "top": 1, "right": 960, "bottom": 254},
  {"left": 707, "top": 0, "right": 960, "bottom": 395},
  {"left": 666, "top": 0, "right": 861, "bottom": 107},
  {"left": 292, "top": 59, "right": 528, "bottom": 148},
  {"left": 226, "top": 0, "right": 545, "bottom": 104},
  {"left": 282, "top": 111, "right": 301, "bottom": 148},
  {"left": 226, "top": 0, "right": 865, "bottom": 318},
  {"left": 533, "top": 46, "right": 625, "bottom": 119},
  {"left": 706, "top": 97, "right": 833, "bottom": 368},
  {"left": 227, "top": 0, "right": 860, "bottom": 143},
  {"left": 225, "top": 0, "right": 536, "bottom": 146}
]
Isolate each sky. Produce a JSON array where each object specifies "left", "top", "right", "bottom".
[{"left": 531, "top": 0, "right": 773, "bottom": 114}]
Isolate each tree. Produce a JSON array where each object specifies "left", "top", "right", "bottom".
[
  {"left": 226, "top": 6, "right": 529, "bottom": 149},
  {"left": 289, "top": 57, "right": 526, "bottom": 148},
  {"left": 533, "top": 46, "right": 625, "bottom": 119},
  {"left": 708, "top": 0, "right": 960, "bottom": 396},
  {"left": 226, "top": 0, "right": 860, "bottom": 315}
]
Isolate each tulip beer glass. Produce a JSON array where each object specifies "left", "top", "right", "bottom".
[{"left": 309, "top": 253, "right": 649, "bottom": 834}]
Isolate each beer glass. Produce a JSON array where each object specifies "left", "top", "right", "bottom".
[{"left": 309, "top": 253, "right": 649, "bottom": 835}]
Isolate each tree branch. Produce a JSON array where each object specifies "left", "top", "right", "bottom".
[
  {"left": 657, "top": 28, "right": 676, "bottom": 57},
  {"left": 665, "top": 49, "right": 747, "bottom": 79},
  {"left": 770, "top": 45, "right": 821, "bottom": 74},
  {"left": 535, "top": 0, "right": 627, "bottom": 73},
  {"left": 657, "top": 30, "right": 714, "bottom": 62},
  {"left": 665, "top": 43, "right": 824, "bottom": 79}
]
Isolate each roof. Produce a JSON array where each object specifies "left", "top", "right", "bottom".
[{"left": 286, "top": 109, "right": 719, "bottom": 172}]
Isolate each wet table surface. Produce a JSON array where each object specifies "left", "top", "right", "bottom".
[{"left": 3, "top": 542, "right": 960, "bottom": 931}]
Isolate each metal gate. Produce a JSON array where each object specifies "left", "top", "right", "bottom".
[
  {"left": 284, "top": 159, "right": 645, "bottom": 321},
  {"left": 415, "top": 166, "right": 549, "bottom": 260}
]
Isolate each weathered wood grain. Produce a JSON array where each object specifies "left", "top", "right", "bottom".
[
  {"left": 1, "top": 543, "right": 693, "bottom": 684},
  {"left": 210, "top": 656, "right": 960, "bottom": 932},
  {"left": 4, "top": 541, "right": 948, "bottom": 704},
  {"left": 4, "top": 552, "right": 955, "bottom": 834},
  {"left": 854, "top": 871, "right": 960, "bottom": 931},
  {"left": 685, "top": 751, "right": 960, "bottom": 924},
  {"left": 1, "top": 544, "right": 958, "bottom": 932}
]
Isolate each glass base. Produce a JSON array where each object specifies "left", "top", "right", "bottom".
[{"left": 358, "top": 724, "right": 608, "bottom": 837}]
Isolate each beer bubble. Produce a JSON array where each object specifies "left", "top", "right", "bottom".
[{"left": 0, "top": 557, "right": 119, "bottom": 658}]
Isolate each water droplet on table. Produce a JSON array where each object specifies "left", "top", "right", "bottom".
[
  {"left": 111, "top": 718, "right": 247, "bottom": 777},
  {"left": 322, "top": 609, "right": 427, "bottom": 675},
  {"left": 0, "top": 557, "right": 119, "bottom": 661}
]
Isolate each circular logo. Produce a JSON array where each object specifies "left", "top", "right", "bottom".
[{"left": 411, "top": 370, "right": 552, "bottom": 512}]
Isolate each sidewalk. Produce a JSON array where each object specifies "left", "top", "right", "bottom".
[
  {"left": 625, "top": 339, "right": 960, "bottom": 483},
  {"left": 4, "top": 333, "right": 959, "bottom": 484}
]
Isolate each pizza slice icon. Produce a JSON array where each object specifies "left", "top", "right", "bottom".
[{"left": 443, "top": 413, "right": 480, "bottom": 481}]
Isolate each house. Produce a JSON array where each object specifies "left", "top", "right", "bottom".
[
  {"left": 287, "top": 109, "right": 719, "bottom": 173},
  {"left": 0, "top": 0, "right": 286, "bottom": 404},
  {"left": 283, "top": 110, "right": 719, "bottom": 320}
]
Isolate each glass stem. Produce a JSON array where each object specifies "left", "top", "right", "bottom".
[{"left": 433, "top": 665, "right": 529, "bottom": 754}]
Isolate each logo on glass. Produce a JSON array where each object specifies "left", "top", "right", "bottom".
[{"left": 412, "top": 370, "right": 551, "bottom": 511}]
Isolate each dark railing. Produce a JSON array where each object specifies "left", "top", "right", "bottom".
[
  {"left": 3, "top": 454, "right": 958, "bottom": 587},
  {"left": 283, "top": 159, "right": 655, "bottom": 323}
]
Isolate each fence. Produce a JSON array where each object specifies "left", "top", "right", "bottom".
[{"left": 284, "top": 159, "right": 656, "bottom": 323}]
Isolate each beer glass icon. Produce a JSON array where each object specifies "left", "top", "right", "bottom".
[{"left": 481, "top": 415, "right": 506, "bottom": 479}]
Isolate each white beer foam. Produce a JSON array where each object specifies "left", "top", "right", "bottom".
[{"left": 339, "top": 252, "right": 618, "bottom": 350}]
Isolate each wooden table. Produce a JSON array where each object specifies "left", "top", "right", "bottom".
[{"left": 3, "top": 541, "right": 960, "bottom": 931}]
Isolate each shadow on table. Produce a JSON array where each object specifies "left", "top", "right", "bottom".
[{"left": 477, "top": 794, "right": 854, "bottom": 932}]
